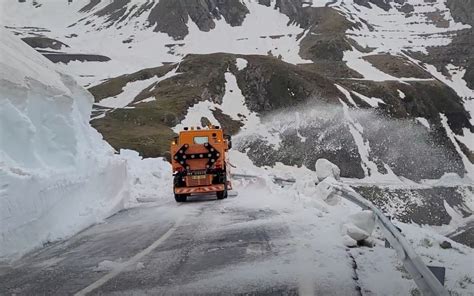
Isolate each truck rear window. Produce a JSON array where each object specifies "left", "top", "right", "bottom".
[{"left": 193, "top": 136, "right": 209, "bottom": 144}]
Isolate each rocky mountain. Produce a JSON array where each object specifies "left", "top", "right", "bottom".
[{"left": 2, "top": 0, "right": 473, "bottom": 244}]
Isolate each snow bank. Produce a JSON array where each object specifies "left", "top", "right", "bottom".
[
  {"left": 118, "top": 149, "right": 172, "bottom": 204},
  {"left": 315, "top": 158, "right": 340, "bottom": 182},
  {"left": 342, "top": 210, "right": 376, "bottom": 242},
  {"left": 0, "top": 29, "right": 129, "bottom": 261},
  {"left": 314, "top": 178, "right": 341, "bottom": 206}
]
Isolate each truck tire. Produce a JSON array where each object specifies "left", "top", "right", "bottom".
[
  {"left": 175, "top": 194, "right": 187, "bottom": 202},
  {"left": 216, "top": 190, "right": 227, "bottom": 200},
  {"left": 216, "top": 190, "right": 225, "bottom": 199}
]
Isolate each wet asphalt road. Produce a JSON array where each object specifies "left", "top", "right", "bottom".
[{"left": 0, "top": 193, "right": 359, "bottom": 296}]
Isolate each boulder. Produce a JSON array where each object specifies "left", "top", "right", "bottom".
[
  {"left": 349, "top": 210, "right": 376, "bottom": 235},
  {"left": 315, "top": 158, "right": 341, "bottom": 182},
  {"left": 342, "top": 234, "right": 358, "bottom": 247},
  {"left": 315, "top": 177, "right": 340, "bottom": 205},
  {"left": 342, "top": 210, "right": 376, "bottom": 242},
  {"left": 440, "top": 240, "right": 452, "bottom": 249},
  {"left": 343, "top": 223, "right": 370, "bottom": 241}
]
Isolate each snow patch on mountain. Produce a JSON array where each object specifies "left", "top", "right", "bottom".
[
  {"left": 343, "top": 0, "right": 470, "bottom": 53},
  {"left": 397, "top": 89, "right": 406, "bottom": 99},
  {"left": 351, "top": 90, "right": 384, "bottom": 108},
  {"left": 343, "top": 49, "right": 401, "bottom": 81},
  {"left": 0, "top": 0, "right": 310, "bottom": 87},
  {"left": 177, "top": 3, "right": 308, "bottom": 64},
  {"left": 416, "top": 117, "right": 430, "bottom": 130},
  {"left": 173, "top": 100, "right": 220, "bottom": 132},
  {"left": 236, "top": 58, "right": 248, "bottom": 71},
  {"left": 440, "top": 114, "right": 474, "bottom": 180},
  {"left": 335, "top": 84, "right": 358, "bottom": 107},
  {"left": 173, "top": 68, "right": 280, "bottom": 147},
  {"left": 97, "top": 76, "right": 158, "bottom": 108}
]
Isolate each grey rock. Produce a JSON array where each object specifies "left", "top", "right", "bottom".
[
  {"left": 440, "top": 240, "right": 452, "bottom": 249},
  {"left": 148, "top": 0, "right": 249, "bottom": 40}
]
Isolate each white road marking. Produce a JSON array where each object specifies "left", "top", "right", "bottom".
[{"left": 74, "top": 217, "right": 184, "bottom": 296}]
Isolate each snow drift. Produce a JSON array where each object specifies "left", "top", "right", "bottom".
[{"left": 0, "top": 29, "right": 129, "bottom": 261}]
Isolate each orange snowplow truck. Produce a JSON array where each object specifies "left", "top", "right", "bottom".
[{"left": 171, "top": 125, "right": 232, "bottom": 202}]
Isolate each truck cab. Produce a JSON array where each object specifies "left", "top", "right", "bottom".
[{"left": 170, "top": 126, "right": 232, "bottom": 202}]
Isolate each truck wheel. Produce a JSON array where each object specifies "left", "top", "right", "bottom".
[
  {"left": 175, "top": 194, "right": 187, "bottom": 202},
  {"left": 216, "top": 189, "right": 227, "bottom": 200}
]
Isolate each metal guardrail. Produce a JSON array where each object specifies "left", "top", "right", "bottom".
[
  {"left": 330, "top": 182, "right": 449, "bottom": 296},
  {"left": 232, "top": 173, "right": 449, "bottom": 295}
]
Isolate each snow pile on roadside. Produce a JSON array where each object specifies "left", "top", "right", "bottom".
[
  {"left": 229, "top": 156, "right": 474, "bottom": 294},
  {"left": 342, "top": 210, "right": 375, "bottom": 245},
  {"left": 118, "top": 149, "right": 173, "bottom": 204},
  {"left": 0, "top": 29, "right": 129, "bottom": 261},
  {"left": 315, "top": 158, "right": 340, "bottom": 182}
]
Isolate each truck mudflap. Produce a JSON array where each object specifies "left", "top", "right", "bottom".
[{"left": 175, "top": 184, "right": 225, "bottom": 194}]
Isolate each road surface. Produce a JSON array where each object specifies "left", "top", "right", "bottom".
[{"left": 0, "top": 184, "right": 362, "bottom": 295}]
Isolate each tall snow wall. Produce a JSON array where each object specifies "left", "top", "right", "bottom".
[{"left": 0, "top": 28, "right": 130, "bottom": 261}]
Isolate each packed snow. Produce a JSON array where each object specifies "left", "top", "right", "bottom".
[{"left": 0, "top": 28, "right": 130, "bottom": 260}]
